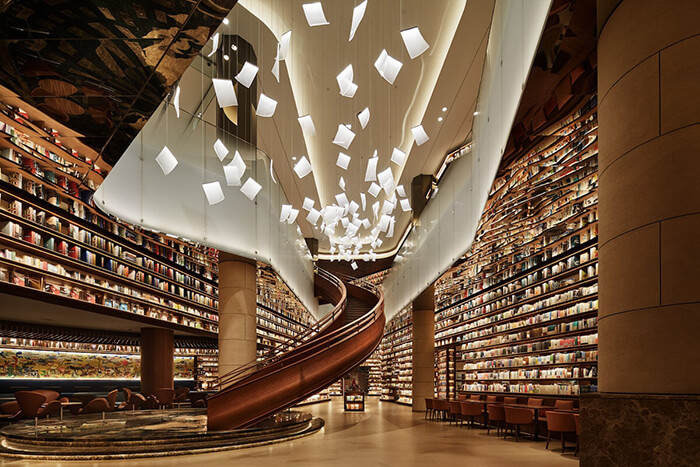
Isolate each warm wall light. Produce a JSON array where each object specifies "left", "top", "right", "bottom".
[
  {"left": 365, "top": 157, "right": 378, "bottom": 181},
  {"left": 213, "top": 139, "right": 229, "bottom": 161},
  {"left": 298, "top": 115, "right": 316, "bottom": 136},
  {"left": 411, "top": 124, "right": 429, "bottom": 146},
  {"left": 212, "top": 79, "right": 238, "bottom": 107},
  {"left": 400, "top": 27, "right": 430, "bottom": 59},
  {"left": 336, "top": 152, "right": 351, "bottom": 169},
  {"left": 374, "top": 49, "right": 403, "bottom": 84},
  {"left": 390, "top": 148, "right": 407, "bottom": 167},
  {"left": 256, "top": 94, "right": 278, "bottom": 117},
  {"left": 357, "top": 107, "right": 370, "bottom": 129},
  {"left": 222, "top": 18, "right": 229, "bottom": 25},
  {"left": 332, "top": 124, "right": 356, "bottom": 149},
  {"left": 223, "top": 54, "right": 230, "bottom": 61},
  {"left": 349, "top": 0, "right": 367, "bottom": 41},
  {"left": 202, "top": 181, "right": 225, "bottom": 205},
  {"left": 240, "top": 177, "right": 262, "bottom": 200},
  {"left": 156, "top": 146, "right": 178, "bottom": 175},
  {"left": 235, "top": 62, "right": 259, "bottom": 88},
  {"left": 294, "top": 156, "right": 313, "bottom": 178},
  {"left": 302, "top": 2, "right": 329, "bottom": 27},
  {"left": 442, "top": 106, "right": 448, "bottom": 112}
]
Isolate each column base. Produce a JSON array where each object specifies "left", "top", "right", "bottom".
[{"left": 580, "top": 393, "right": 700, "bottom": 466}]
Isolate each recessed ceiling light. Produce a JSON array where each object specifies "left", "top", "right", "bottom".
[
  {"left": 292, "top": 156, "right": 297, "bottom": 161},
  {"left": 473, "top": 111, "right": 479, "bottom": 116},
  {"left": 441, "top": 106, "right": 447, "bottom": 112},
  {"left": 223, "top": 54, "right": 229, "bottom": 61},
  {"left": 231, "top": 44, "right": 238, "bottom": 51},
  {"left": 222, "top": 18, "right": 229, "bottom": 25},
  {"left": 437, "top": 116, "right": 443, "bottom": 122}
]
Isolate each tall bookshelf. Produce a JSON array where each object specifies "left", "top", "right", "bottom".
[
  {"left": 364, "top": 349, "right": 383, "bottom": 396},
  {"left": 380, "top": 304, "right": 412, "bottom": 405},
  {"left": 434, "top": 96, "right": 599, "bottom": 398}
]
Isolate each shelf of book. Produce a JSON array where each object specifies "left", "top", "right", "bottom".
[
  {"left": 327, "top": 380, "right": 343, "bottom": 396},
  {"left": 380, "top": 304, "right": 412, "bottom": 405},
  {"left": 364, "top": 350, "right": 383, "bottom": 396},
  {"left": 434, "top": 97, "right": 599, "bottom": 398}
]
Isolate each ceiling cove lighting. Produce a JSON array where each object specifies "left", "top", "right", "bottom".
[
  {"left": 400, "top": 26, "right": 430, "bottom": 59},
  {"left": 212, "top": 79, "right": 237, "bottom": 107},
  {"left": 411, "top": 124, "right": 430, "bottom": 146},
  {"left": 213, "top": 139, "right": 229, "bottom": 161},
  {"left": 332, "top": 124, "right": 356, "bottom": 149},
  {"left": 297, "top": 115, "right": 316, "bottom": 136},
  {"left": 256, "top": 94, "right": 277, "bottom": 117},
  {"left": 293, "top": 156, "right": 312, "bottom": 178},
  {"left": 357, "top": 107, "right": 370, "bottom": 129},
  {"left": 155, "top": 146, "right": 178, "bottom": 175},
  {"left": 173, "top": 86, "right": 181, "bottom": 118},
  {"left": 374, "top": 49, "right": 403, "bottom": 85},
  {"left": 349, "top": 0, "right": 367, "bottom": 41},
  {"left": 240, "top": 177, "right": 262, "bottom": 200},
  {"left": 207, "top": 32, "right": 219, "bottom": 57},
  {"left": 302, "top": 2, "right": 329, "bottom": 27},
  {"left": 390, "top": 148, "right": 407, "bottom": 167},
  {"left": 235, "top": 62, "right": 259, "bottom": 88},
  {"left": 336, "top": 152, "right": 351, "bottom": 170},
  {"left": 202, "top": 181, "right": 225, "bottom": 205}
]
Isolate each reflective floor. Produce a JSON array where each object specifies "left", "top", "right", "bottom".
[{"left": 0, "top": 397, "right": 578, "bottom": 466}]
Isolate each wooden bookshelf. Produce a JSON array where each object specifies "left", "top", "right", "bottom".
[
  {"left": 380, "top": 304, "right": 413, "bottom": 405},
  {"left": 364, "top": 350, "right": 383, "bottom": 396},
  {"left": 434, "top": 96, "right": 599, "bottom": 398}
]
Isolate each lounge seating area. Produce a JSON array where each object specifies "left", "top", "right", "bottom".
[{"left": 424, "top": 394, "right": 580, "bottom": 457}]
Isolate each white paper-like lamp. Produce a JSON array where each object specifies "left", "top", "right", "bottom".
[
  {"left": 400, "top": 198, "right": 412, "bottom": 211},
  {"left": 212, "top": 79, "right": 238, "bottom": 107},
  {"left": 207, "top": 32, "right": 219, "bottom": 57},
  {"left": 360, "top": 192, "right": 367, "bottom": 210},
  {"left": 336, "top": 65, "right": 357, "bottom": 98},
  {"left": 294, "top": 156, "right": 312, "bottom": 178},
  {"left": 302, "top": 197, "right": 315, "bottom": 211},
  {"left": 374, "top": 49, "right": 403, "bottom": 85},
  {"left": 411, "top": 124, "right": 430, "bottom": 146},
  {"left": 240, "top": 177, "right": 262, "bottom": 200},
  {"left": 202, "top": 181, "right": 224, "bottom": 205},
  {"left": 390, "top": 148, "right": 407, "bottom": 166},
  {"left": 287, "top": 209, "right": 299, "bottom": 224},
  {"left": 235, "top": 62, "right": 259, "bottom": 88},
  {"left": 223, "top": 165, "right": 242, "bottom": 186},
  {"left": 396, "top": 185, "right": 406, "bottom": 197},
  {"left": 377, "top": 167, "right": 395, "bottom": 194},
  {"left": 213, "top": 139, "right": 229, "bottom": 161},
  {"left": 339, "top": 176, "right": 346, "bottom": 190},
  {"left": 332, "top": 124, "right": 356, "bottom": 149},
  {"left": 348, "top": 201, "right": 359, "bottom": 215},
  {"left": 400, "top": 26, "right": 430, "bottom": 59},
  {"left": 271, "top": 57, "right": 280, "bottom": 82},
  {"left": 351, "top": 261, "right": 358, "bottom": 270},
  {"left": 357, "top": 107, "right": 370, "bottom": 129},
  {"left": 278, "top": 30, "right": 292, "bottom": 60},
  {"left": 368, "top": 182, "right": 381, "bottom": 198},
  {"left": 298, "top": 115, "right": 316, "bottom": 136},
  {"left": 306, "top": 208, "right": 321, "bottom": 225},
  {"left": 349, "top": 0, "right": 367, "bottom": 41},
  {"left": 302, "top": 2, "right": 329, "bottom": 27},
  {"left": 280, "top": 204, "right": 293, "bottom": 222},
  {"left": 336, "top": 152, "right": 351, "bottom": 170},
  {"left": 228, "top": 150, "right": 246, "bottom": 175},
  {"left": 256, "top": 94, "right": 277, "bottom": 117},
  {"left": 156, "top": 146, "right": 178, "bottom": 175},
  {"left": 335, "top": 193, "right": 349, "bottom": 207},
  {"left": 364, "top": 157, "right": 378, "bottom": 182},
  {"left": 173, "top": 85, "right": 181, "bottom": 118}
]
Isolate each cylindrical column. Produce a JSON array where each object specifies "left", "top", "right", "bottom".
[
  {"left": 412, "top": 285, "right": 435, "bottom": 412},
  {"left": 583, "top": 1, "right": 700, "bottom": 464},
  {"left": 140, "top": 327, "right": 174, "bottom": 396},
  {"left": 218, "top": 252, "right": 257, "bottom": 378}
]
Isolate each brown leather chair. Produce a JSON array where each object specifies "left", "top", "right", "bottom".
[
  {"left": 457, "top": 394, "right": 467, "bottom": 400},
  {"left": 432, "top": 399, "right": 449, "bottom": 421},
  {"left": 539, "top": 399, "right": 576, "bottom": 422},
  {"left": 503, "top": 396, "right": 518, "bottom": 404},
  {"left": 574, "top": 413, "right": 581, "bottom": 456},
  {"left": 486, "top": 404, "right": 506, "bottom": 436},
  {"left": 79, "top": 398, "right": 110, "bottom": 415},
  {"left": 152, "top": 388, "right": 176, "bottom": 409},
  {"left": 424, "top": 398, "right": 434, "bottom": 420},
  {"left": 174, "top": 387, "right": 190, "bottom": 405},
  {"left": 15, "top": 391, "right": 61, "bottom": 426},
  {"left": 448, "top": 400, "right": 462, "bottom": 425},
  {"left": 106, "top": 389, "right": 119, "bottom": 411},
  {"left": 459, "top": 401, "right": 484, "bottom": 428},
  {"left": 504, "top": 406, "right": 535, "bottom": 441},
  {"left": 117, "top": 388, "right": 132, "bottom": 410},
  {"left": 469, "top": 395, "right": 482, "bottom": 401},
  {"left": 527, "top": 398, "right": 544, "bottom": 407},
  {"left": 546, "top": 411, "right": 577, "bottom": 452},
  {"left": 192, "top": 398, "right": 206, "bottom": 408},
  {"left": 486, "top": 395, "right": 498, "bottom": 403},
  {"left": 0, "top": 401, "right": 22, "bottom": 423}
]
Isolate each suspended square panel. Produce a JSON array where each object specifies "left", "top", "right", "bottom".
[
  {"left": 390, "top": 148, "right": 407, "bottom": 166},
  {"left": 377, "top": 167, "right": 395, "bottom": 194},
  {"left": 240, "top": 177, "right": 262, "bottom": 200},
  {"left": 212, "top": 79, "right": 238, "bottom": 107},
  {"left": 411, "top": 124, "right": 430, "bottom": 146},
  {"left": 298, "top": 115, "right": 316, "bottom": 136},
  {"left": 396, "top": 184, "right": 406, "bottom": 197},
  {"left": 287, "top": 208, "right": 299, "bottom": 224},
  {"left": 235, "top": 62, "right": 259, "bottom": 88},
  {"left": 336, "top": 152, "right": 351, "bottom": 170},
  {"left": 382, "top": 200, "right": 396, "bottom": 214},
  {"left": 332, "top": 124, "right": 356, "bottom": 149},
  {"left": 348, "top": 200, "right": 359, "bottom": 214},
  {"left": 294, "top": 156, "right": 312, "bottom": 178},
  {"left": 364, "top": 157, "right": 378, "bottom": 182},
  {"left": 223, "top": 165, "right": 242, "bottom": 186},
  {"left": 349, "top": 0, "right": 367, "bottom": 41},
  {"left": 155, "top": 146, "right": 178, "bottom": 175},
  {"left": 360, "top": 192, "right": 367, "bottom": 210},
  {"left": 280, "top": 204, "right": 293, "bottom": 222},
  {"left": 400, "top": 198, "right": 412, "bottom": 211},
  {"left": 378, "top": 214, "right": 391, "bottom": 232},
  {"left": 368, "top": 182, "right": 381, "bottom": 198},
  {"left": 207, "top": 32, "right": 219, "bottom": 57},
  {"left": 400, "top": 26, "right": 430, "bottom": 59},
  {"left": 202, "top": 181, "right": 224, "bottom": 205},
  {"left": 213, "top": 139, "right": 229, "bottom": 161},
  {"left": 374, "top": 49, "right": 403, "bottom": 85},
  {"left": 271, "top": 57, "right": 280, "bottom": 82},
  {"left": 303, "top": 197, "right": 315, "bottom": 211},
  {"left": 351, "top": 261, "right": 358, "bottom": 270},
  {"left": 339, "top": 176, "right": 346, "bottom": 190},
  {"left": 357, "top": 107, "right": 370, "bottom": 129},
  {"left": 278, "top": 30, "right": 292, "bottom": 61},
  {"left": 256, "top": 94, "right": 277, "bottom": 117},
  {"left": 173, "top": 86, "right": 181, "bottom": 118},
  {"left": 387, "top": 217, "right": 396, "bottom": 237},
  {"left": 302, "top": 2, "right": 329, "bottom": 27},
  {"left": 306, "top": 208, "right": 321, "bottom": 225},
  {"left": 335, "top": 193, "right": 349, "bottom": 207}
]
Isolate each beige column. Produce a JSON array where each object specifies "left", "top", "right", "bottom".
[
  {"left": 140, "top": 327, "right": 174, "bottom": 396},
  {"left": 218, "top": 253, "right": 257, "bottom": 379},
  {"left": 583, "top": 1, "right": 700, "bottom": 464},
  {"left": 412, "top": 285, "right": 435, "bottom": 412}
]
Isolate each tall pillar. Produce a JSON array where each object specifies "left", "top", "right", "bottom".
[
  {"left": 412, "top": 285, "right": 435, "bottom": 412},
  {"left": 583, "top": 1, "right": 700, "bottom": 464},
  {"left": 140, "top": 327, "right": 174, "bottom": 396},
  {"left": 218, "top": 252, "right": 257, "bottom": 378}
]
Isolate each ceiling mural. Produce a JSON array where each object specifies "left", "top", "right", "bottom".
[{"left": 0, "top": 0, "right": 237, "bottom": 175}]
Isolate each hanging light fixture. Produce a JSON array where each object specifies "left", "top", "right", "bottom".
[
  {"left": 357, "top": 107, "right": 370, "bottom": 129},
  {"left": 155, "top": 146, "right": 178, "bottom": 175},
  {"left": 212, "top": 79, "right": 238, "bottom": 107},
  {"left": 235, "top": 62, "right": 259, "bottom": 88},
  {"left": 332, "top": 124, "right": 356, "bottom": 149},
  {"left": 240, "top": 177, "right": 262, "bottom": 200},
  {"left": 390, "top": 148, "right": 407, "bottom": 166},
  {"left": 213, "top": 139, "right": 229, "bottom": 161},
  {"left": 202, "top": 181, "right": 225, "bottom": 205},
  {"left": 298, "top": 115, "right": 316, "bottom": 136},
  {"left": 400, "top": 26, "right": 430, "bottom": 59},
  {"left": 207, "top": 32, "right": 220, "bottom": 57},
  {"left": 302, "top": 2, "right": 329, "bottom": 27},
  {"left": 349, "top": 0, "right": 368, "bottom": 41},
  {"left": 374, "top": 49, "right": 403, "bottom": 84},
  {"left": 294, "top": 156, "right": 312, "bottom": 178},
  {"left": 336, "top": 152, "right": 351, "bottom": 170},
  {"left": 411, "top": 124, "right": 430, "bottom": 146},
  {"left": 256, "top": 94, "right": 278, "bottom": 117}
]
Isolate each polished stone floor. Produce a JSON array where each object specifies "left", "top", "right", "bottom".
[{"left": 0, "top": 397, "right": 578, "bottom": 466}]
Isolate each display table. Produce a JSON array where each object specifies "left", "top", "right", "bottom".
[{"left": 344, "top": 391, "right": 365, "bottom": 412}]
